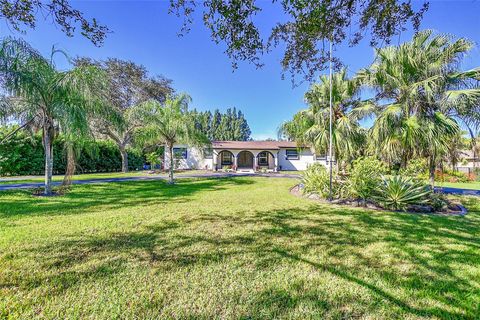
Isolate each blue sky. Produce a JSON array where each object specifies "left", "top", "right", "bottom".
[{"left": 1, "top": 0, "right": 479, "bottom": 140}]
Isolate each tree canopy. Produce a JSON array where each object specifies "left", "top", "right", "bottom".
[
  {"left": 193, "top": 107, "right": 251, "bottom": 141},
  {"left": 75, "top": 57, "right": 174, "bottom": 172},
  {"left": 0, "top": 0, "right": 109, "bottom": 46},
  {"left": 170, "top": 0, "right": 429, "bottom": 82}
]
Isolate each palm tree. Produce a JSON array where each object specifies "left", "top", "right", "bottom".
[
  {"left": 358, "top": 30, "right": 480, "bottom": 186},
  {"left": 134, "top": 94, "right": 208, "bottom": 184},
  {"left": 0, "top": 37, "right": 108, "bottom": 194},
  {"left": 280, "top": 69, "right": 369, "bottom": 166}
]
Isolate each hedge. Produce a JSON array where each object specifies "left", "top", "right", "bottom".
[{"left": 0, "top": 128, "right": 144, "bottom": 176}]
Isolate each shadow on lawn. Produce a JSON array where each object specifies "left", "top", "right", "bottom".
[
  {"left": 5, "top": 189, "right": 480, "bottom": 318},
  {"left": 0, "top": 177, "right": 253, "bottom": 218}
]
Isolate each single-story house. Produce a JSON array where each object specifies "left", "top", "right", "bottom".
[{"left": 164, "top": 140, "right": 331, "bottom": 172}]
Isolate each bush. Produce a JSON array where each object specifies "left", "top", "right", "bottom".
[
  {"left": 400, "top": 158, "right": 428, "bottom": 180},
  {"left": 348, "top": 157, "right": 386, "bottom": 202},
  {"left": 375, "top": 175, "right": 431, "bottom": 211},
  {"left": 302, "top": 163, "right": 346, "bottom": 199},
  {"left": 0, "top": 128, "right": 144, "bottom": 176},
  {"left": 427, "top": 193, "right": 448, "bottom": 212},
  {"left": 435, "top": 169, "right": 470, "bottom": 183}
]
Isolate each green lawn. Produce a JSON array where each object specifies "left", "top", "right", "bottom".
[
  {"left": 0, "top": 170, "right": 211, "bottom": 185},
  {"left": 437, "top": 181, "right": 480, "bottom": 190},
  {"left": 1, "top": 177, "right": 479, "bottom": 319}
]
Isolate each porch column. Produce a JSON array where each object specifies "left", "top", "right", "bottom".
[
  {"left": 253, "top": 154, "right": 258, "bottom": 171},
  {"left": 274, "top": 152, "right": 279, "bottom": 172},
  {"left": 233, "top": 153, "right": 238, "bottom": 171},
  {"left": 213, "top": 151, "right": 218, "bottom": 171}
]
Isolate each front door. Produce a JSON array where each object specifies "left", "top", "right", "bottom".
[{"left": 237, "top": 151, "right": 253, "bottom": 168}]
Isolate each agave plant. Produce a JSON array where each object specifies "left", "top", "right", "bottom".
[{"left": 375, "top": 175, "right": 431, "bottom": 211}]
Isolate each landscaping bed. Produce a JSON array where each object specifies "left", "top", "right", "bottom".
[{"left": 290, "top": 183, "right": 467, "bottom": 215}]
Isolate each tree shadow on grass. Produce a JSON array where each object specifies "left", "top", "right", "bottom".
[
  {"left": 0, "top": 177, "right": 254, "bottom": 219},
  {"left": 4, "top": 193, "right": 480, "bottom": 318}
]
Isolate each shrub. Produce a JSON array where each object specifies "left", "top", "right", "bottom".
[
  {"left": 302, "top": 163, "right": 346, "bottom": 199},
  {"left": 348, "top": 157, "right": 386, "bottom": 202},
  {"left": 375, "top": 175, "right": 431, "bottom": 211},
  {"left": 427, "top": 193, "right": 448, "bottom": 212},
  {"left": 0, "top": 128, "right": 144, "bottom": 176},
  {"left": 400, "top": 158, "right": 428, "bottom": 180},
  {"left": 435, "top": 169, "right": 469, "bottom": 183}
]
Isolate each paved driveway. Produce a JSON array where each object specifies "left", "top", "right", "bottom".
[
  {"left": 0, "top": 172, "right": 477, "bottom": 196},
  {"left": 0, "top": 172, "right": 301, "bottom": 191}
]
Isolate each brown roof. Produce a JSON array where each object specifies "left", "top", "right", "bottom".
[{"left": 211, "top": 140, "right": 298, "bottom": 150}]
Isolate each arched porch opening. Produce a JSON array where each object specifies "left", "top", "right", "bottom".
[
  {"left": 217, "top": 150, "right": 234, "bottom": 170},
  {"left": 237, "top": 150, "right": 254, "bottom": 169},
  {"left": 256, "top": 151, "right": 275, "bottom": 170}
]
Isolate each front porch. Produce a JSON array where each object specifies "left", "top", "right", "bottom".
[{"left": 214, "top": 149, "right": 278, "bottom": 172}]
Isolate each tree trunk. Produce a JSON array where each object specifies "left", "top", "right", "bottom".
[
  {"left": 62, "top": 143, "right": 75, "bottom": 186},
  {"left": 168, "top": 143, "right": 174, "bottom": 184},
  {"left": 120, "top": 146, "right": 128, "bottom": 173},
  {"left": 428, "top": 155, "right": 436, "bottom": 189},
  {"left": 43, "top": 125, "right": 54, "bottom": 195}
]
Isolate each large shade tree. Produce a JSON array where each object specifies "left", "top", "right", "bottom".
[
  {"left": 0, "top": 37, "right": 109, "bottom": 194},
  {"left": 280, "top": 69, "right": 368, "bottom": 166},
  {"left": 75, "top": 58, "right": 174, "bottom": 173},
  {"left": 134, "top": 94, "right": 208, "bottom": 184},
  {"left": 0, "top": 0, "right": 108, "bottom": 46},
  {"left": 170, "top": 0, "right": 429, "bottom": 82},
  {"left": 358, "top": 30, "right": 480, "bottom": 186}
]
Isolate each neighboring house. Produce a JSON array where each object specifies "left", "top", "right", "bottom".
[
  {"left": 164, "top": 141, "right": 330, "bottom": 172},
  {"left": 456, "top": 149, "right": 480, "bottom": 173}
]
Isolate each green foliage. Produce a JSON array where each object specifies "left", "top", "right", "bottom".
[
  {"left": 302, "top": 163, "right": 346, "bottom": 199},
  {"left": 281, "top": 69, "right": 368, "bottom": 163},
  {"left": 348, "top": 157, "right": 386, "bottom": 201},
  {"left": 359, "top": 30, "right": 480, "bottom": 167},
  {"left": 400, "top": 158, "right": 428, "bottom": 179},
  {"left": 145, "top": 151, "right": 162, "bottom": 169},
  {"left": 0, "top": 0, "right": 108, "bottom": 46},
  {"left": 427, "top": 193, "right": 448, "bottom": 212},
  {"left": 192, "top": 107, "right": 251, "bottom": 141},
  {"left": 435, "top": 169, "right": 470, "bottom": 183},
  {"left": 0, "top": 128, "right": 143, "bottom": 176},
  {"left": 375, "top": 176, "right": 431, "bottom": 211},
  {"left": 170, "top": 1, "right": 427, "bottom": 83}
]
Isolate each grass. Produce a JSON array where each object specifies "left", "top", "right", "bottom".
[
  {"left": 0, "top": 170, "right": 212, "bottom": 185},
  {"left": 1, "top": 177, "right": 479, "bottom": 319},
  {"left": 437, "top": 181, "right": 480, "bottom": 190}
]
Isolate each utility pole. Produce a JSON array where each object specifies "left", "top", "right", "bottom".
[{"left": 328, "top": 40, "right": 334, "bottom": 202}]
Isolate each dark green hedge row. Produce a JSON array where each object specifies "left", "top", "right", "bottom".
[{"left": 0, "top": 129, "right": 144, "bottom": 176}]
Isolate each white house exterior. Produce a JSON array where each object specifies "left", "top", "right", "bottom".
[{"left": 164, "top": 141, "right": 330, "bottom": 172}]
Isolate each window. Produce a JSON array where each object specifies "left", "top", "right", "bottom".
[
  {"left": 221, "top": 152, "right": 233, "bottom": 165},
  {"left": 286, "top": 149, "right": 299, "bottom": 160},
  {"left": 258, "top": 152, "right": 269, "bottom": 166},
  {"left": 204, "top": 148, "right": 213, "bottom": 159},
  {"left": 316, "top": 154, "right": 326, "bottom": 161},
  {"left": 173, "top": 147, "right": 187, "bottom": 159}
]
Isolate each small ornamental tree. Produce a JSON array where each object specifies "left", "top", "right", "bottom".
[{"left": 134, "top": 94, "right": 209, "bottom": 184}]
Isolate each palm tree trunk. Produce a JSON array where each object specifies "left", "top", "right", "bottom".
[
  {"left": 62, "top": 143, "right": 75, "bottom": 186},
  {"left": 168, "top": 142, "right": 174, "bottom": 184},
  {"left": 43, "top": 125, "right": 54, "bottom": 195},
  {"left": 428, "top": 155, "right": 436, "bottom": 189},
  {"left": 120, "top": 145, "right": 128, "bottom": 173}
]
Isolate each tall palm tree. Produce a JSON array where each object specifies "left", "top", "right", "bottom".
[
  {"left": 0, "top": 37, "right": 108, "bottom": 194},
  {"left": 358, "top": 30, "right": 480, "bottom": 186},
  {"left": 134, "top": 94, "right": 208, "bottom": 184},
  {"left": 280, "top": 69, "right": 370, "bottom": 166}
]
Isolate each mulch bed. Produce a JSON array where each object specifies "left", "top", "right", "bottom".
[{"left": 290, "top": 184, "right": 467, "bottom": 216}]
